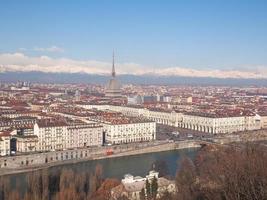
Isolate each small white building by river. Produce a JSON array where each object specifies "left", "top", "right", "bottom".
[{"left": 111, "top": 170, "right": 176, "bottom": 200}]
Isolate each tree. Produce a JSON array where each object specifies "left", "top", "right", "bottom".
[
  {"left": 201, "top": 144, "right": 267, "bottom": 200},
  {"left": 88, "top": 164, "right": 104, "bottom": 198},
  {"left": 145, "top": 179, "right": 151, "bottom": 200},
  {"left": 95, "top": 164, "right": 103, "bottom": 190},
  {"left": 41, "top": 169, "right": 49, "bottom": 200},
  {"left": 74, "top": 173, "right": 86, "bottom": 199},
  {"left": 175, "top": 144, "right": 267, "bottom": 200},
  {"left": 55, "top": 169, "right": 78, "bottom": 200},
  {"left": 0, "top": 176, "right": 10, "bottom": 200},
  {"left": 83, "top": 172, "right": 90, "bottom": 197},
  {"left": 158, "top": 190, "right": 174, "bottom": 200},
  {"left": 151, "top": 177, "right": 158, "bottom": 200},
  {"left": 175, "top": 156, "right": 198, "bottom": 200},
  {"left": 117, "top": 195, "right": 130, "bottom": 200},
  {"left": 48, "top": 170, "right": 61, "bottom": 198},
  {"left": 26, "top": 171, "right": 42, "bottom": 200},
  {"left": 139, "top": 188, "right": 146, "bottom": 200},
  {"left": 91, "top": 178, "right": 120, "bottom": 200},
  {"left": 7, "top": 190, "right": 20, "bottom": 200},
  {"left": 89, "top": 173, "right": 97, "bottom": 195}
]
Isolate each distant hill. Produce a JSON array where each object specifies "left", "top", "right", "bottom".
[{"left": 1, "top": 71, "right": 267, "bottom": 86}]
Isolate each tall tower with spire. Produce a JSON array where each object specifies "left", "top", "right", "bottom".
[
  {"left": 112, "top": 51, "right": 116, "bottom": 78},
  {"left": 105, "top": 52, "right": 121, "bottom": 98}
]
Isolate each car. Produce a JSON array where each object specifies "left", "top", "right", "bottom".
[
  {"left": 172, "top": 131, "right": 180, "bottom": 136},
  {"left": 187, "top": 134, "right": 193, "bottom": 139}
]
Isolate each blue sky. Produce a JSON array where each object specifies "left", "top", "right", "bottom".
[{"left": 0, "top": 0, "right": 267, "bottom": 78}]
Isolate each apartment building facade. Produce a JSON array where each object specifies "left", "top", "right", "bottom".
[
  {"left": 78, "top": 104, "right": 261, "bottom": 134},
  {"left": 34, "top": 121, "right": 103, "bottom": 151},
  {"left": 103, "top": 121, "right": 156, "bottom": 144}
]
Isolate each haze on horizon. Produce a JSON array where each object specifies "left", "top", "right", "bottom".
[{"left": 0, "top": 0, "right": 267, "bottom": 79}]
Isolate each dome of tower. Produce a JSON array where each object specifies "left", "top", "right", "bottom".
[{"left": 107, "top": 78, "right": 121, "bottom": 91}]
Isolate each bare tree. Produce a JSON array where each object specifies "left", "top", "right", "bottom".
[
  {"left": 0, "top": 177, "right": 10, "bottom": 200},
  {"left": 7, "top": 190, "right": 20, "bottom": 200},
  {"left": 175, "top": 144, "right": 267, "bottom": 200},
  {"left": 175, "top": 156, "right": 197, "bottom": 200},
  {"left": 91, "top": 178, "right": 120, "bottom": 200}
]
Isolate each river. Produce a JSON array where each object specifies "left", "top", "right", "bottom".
[{"left": 5, "top": 147, "right": 199, "bottom": 196}]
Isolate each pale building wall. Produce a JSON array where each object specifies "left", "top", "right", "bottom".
[
  {"left": 0, "top": 136, "right": 10, "bottom": 156},
  {"left": 34, "top": 123, "right": 103, "bottom": 152},
  {"left": 77, "top": 104, "right": 261, "bottom": 134},
  {"left": 16, "top": 136, "right": 38, "bottom": 153},
  {"left": 260, "top": 116, "right": 267, "bottom": 129},
  {"left": 104, "top": 122, "right": 156, "bottom": 144}
]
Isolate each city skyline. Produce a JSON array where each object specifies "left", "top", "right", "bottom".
[
  {"left": 0, "top": 0, "right": 267, "bottom": 79},
  {"left": 1, "top": 2, "right": 267, "bottom": 200}
]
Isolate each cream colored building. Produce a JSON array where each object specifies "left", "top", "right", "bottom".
[
  {"left": 16, "top": 135, "right": 38, "bottom": 153},
  {"left": 147, "top": 110, "right": 182, "bottom": 127},
  {"left": 57, "top": 105, "right": 156, "bottom": 145},
  {"left": 180, "top": 114, "right": 245, "bottom": 134},
  {"left": 82, "top": 104, "right": 182, "bottom": 127},
  {"left": 103, "top": 121, "right": 156, "bottom": 145},
  {"left": 179, "top": 113, "right": 261, "bottom": 134},
  {"left": 66, "top": 123, "right": 103, "bottom": 149},
  {"left": 259, "top": 115, "right": 267, "bottom": 129},
  {"left": 77, "top": 104, "right": 261, "bottom": 134},
  {"left": 111, "top": 171, "right": 176, "bottom": 200},
  {"left": 0, "top": 131, "right": 12, "bottom": 156},
  {"left": 34, "top": 121, "right": 103, "bottom": 151}
]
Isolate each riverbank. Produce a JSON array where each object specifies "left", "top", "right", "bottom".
[{"left": 0, "top": 140, "right": 201, "bottom": 176}]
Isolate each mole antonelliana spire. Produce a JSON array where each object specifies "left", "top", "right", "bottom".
[
  {"left": 105, "top": 51, "right": 122, "bottom": 98},
  {"left": 112, "top": 51, "right": 116, "bottom": 78}
]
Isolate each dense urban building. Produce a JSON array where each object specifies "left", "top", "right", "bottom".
[
  {"left": 81, "top": 104, "right": 261, "bottom": 134},
  {"left": 89, "top": 112, "right": 156, "bottom": 144},
  {"left": 1, "top": 82, "right": 267, "bottom": 156},
  {"left": 0, "top": 130, "right": 12, "bottom": 156},
  {"left": 34, "top": 120, "right": 104, "bottom": 151}
]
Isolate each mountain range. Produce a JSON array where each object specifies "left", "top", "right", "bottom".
[{"left": 1, "top": 71, "right": 267, "bottom": 86}]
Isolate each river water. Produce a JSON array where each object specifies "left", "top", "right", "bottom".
[{"left": 6, "top": 147, "right": 199, "bottom": 196}]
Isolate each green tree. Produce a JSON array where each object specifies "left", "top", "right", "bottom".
[
  {"left": 158, "top": 190, "right": 174, "bottom": 200},
  {"left": 145, "top": 179, "right": 151, "bottom": 200},
  {"left": 139, "top": 188, "right": 146, "bottom": 200},
  {"left": 151, "top": 176, "right": 158, "bottom": 200}
]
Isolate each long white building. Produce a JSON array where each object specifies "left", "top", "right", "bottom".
[
  {"left": 104, "top": 121, "right": 156, "bottom": 144},
  {"left": 88, "top": 112, "right": 156, "bottom": 145},
  {"left": 66, "top": 123, "right": 103, "bottom": 149},
  {"left": 77, "top": 104, "right": 261, "bottom": 134},
  {"left": 180, "top": 113, "right": 260, "bottom": 134},
  {"left": 34, "top": 121, "right": 103, "bottom": 151}
]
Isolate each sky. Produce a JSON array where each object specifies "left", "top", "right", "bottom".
[{"left": 0, "top": 0, "right": 267, "bottom": 78}]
